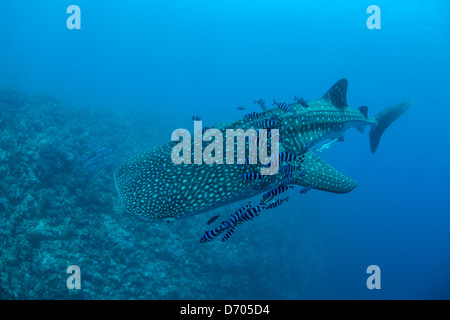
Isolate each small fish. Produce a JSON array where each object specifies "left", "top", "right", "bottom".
[
  {"left": 302, "top": 116, "right": 312, "bottom": 122},
  {"left": 266, "top": 196, "right": 289, "bottom": 209},
  {"left": 83, "top": 162, "right": 99, "bottom": 170},
  {"left": 237, "top": 105, "right": 246, "bottom": 111},
  {"left": 279, "top": 164, "right": 299, "bottom": 174},
  {"left": 263, "top": 151, "right": 303, "bottom": 168},
  {"left": 274, "top": 100, "right": 294, "bottom": 113},
  {"left": 254, "top": 118, "right": 281, "bottom": 129},
  {"left": 201, "top": 127, "right": 210, "bottom": 134},
  {"left": 81, "top": 151, "right": 93, "bottom": 161},
  {"left": 201, "top": 203, "right": 253, "bottom": 244},
  {"left": 299, "top": 99, "right": 309, "bottom": 108},
  {"left": 253, "top": 99, "right": 266, "bottom": 111},
  {"left": 262, "top": 185, "right": 294, "bottom": 200},
  {"left": 92, "top": 147, "right": 107, "bottom": 155},
  {"left": 79, "top": 143, "right": 115, "bottom": 181},
  {"left": 220, "top": 219, "right": 234, "bottom": 230},
  {"left": 228, "top": 203, "right": 252, "bottom": 225},
  {"left": 313, "top": 138, "right": 339, "bottom": 153},
  {"left": 260, "top": 194, "right": 276, "bottom": 206},
  {"left": 239, "top": 172, "right": 264, "bottom": 180},
  {"left": 192, "top": 115, "right": 202, "bottom": 121},
  {"left": 281, "top": 177, "right": 299, "bottom": 186},
  {"left": 299, "top": 184, "right": 314, "bottom": 194},
  {"left": 87, "top": 142, "right": 101, "bottom": 149},
  {"left": 240, "top": 205, "right": 264, "bottom": 221},
  {"left": 200, "top": 227, "right": 223, "bottom": 243},
  {"left": 206, "top": 214, "right": 220, "bottom": 225},
  {"left": 294, "top": 96, "right": 309, "bottom": 108},
  {"left": 221, "top": 226, "right": 235, "bottom": 242},
  {"left": 279, "top": 152, "right": 305, "bottom": 162},
  {"left": 244, "top": 111, "right": 265, "bottom": 120}
]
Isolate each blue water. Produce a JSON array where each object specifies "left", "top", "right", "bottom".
[{"left": 1, "top": 0, "right": 449, "bottom": 299}]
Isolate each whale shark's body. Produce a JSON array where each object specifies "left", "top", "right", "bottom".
[{"left": 114, "top": 79, "right": 411, "bottom": 222}]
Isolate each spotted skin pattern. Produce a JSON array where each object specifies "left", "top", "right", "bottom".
[{"left": 114, "top": 79, "right": 410, "bottom": 222}]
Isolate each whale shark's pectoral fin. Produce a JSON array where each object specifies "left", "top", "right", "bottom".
[{"left": 293, "top": 151, "right": 357, "bottom": 193}]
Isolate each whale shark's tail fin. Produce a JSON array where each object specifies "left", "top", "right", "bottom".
[{"left": 369, "top": 101, "right": 412, "bottom": 154}]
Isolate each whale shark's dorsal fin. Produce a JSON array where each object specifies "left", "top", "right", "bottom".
[{"left": 322, "top": 79, "right": 348, "bottom": 108}]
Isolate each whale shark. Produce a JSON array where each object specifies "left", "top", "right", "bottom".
[{"left": 114, "top": 79, "right": 411, "bottom": 222}]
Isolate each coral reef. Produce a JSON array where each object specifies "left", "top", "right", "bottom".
[{"left": 0, "top": 89, "right": 319, "bottom": 299}]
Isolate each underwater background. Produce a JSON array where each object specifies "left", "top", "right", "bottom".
[{"left": 0, "top": 0, "right": 449, "bottom": 299}]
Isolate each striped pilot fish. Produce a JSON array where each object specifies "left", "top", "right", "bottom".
[
  {"left": 200, "top": 227, "right": 223, "bottom": 243},
  {"left": 265, "top": 196, "right": 289, "bottom": 210},
  {"left": 114, "top": 79, "right": 411, "bottom": 222},
  {"left": 200, "top": 203, "right": 260, "bottom": 243}
]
